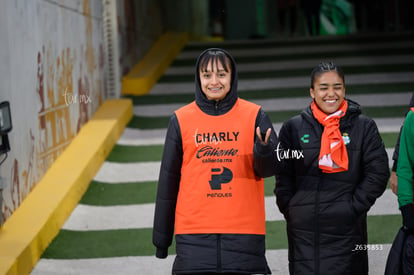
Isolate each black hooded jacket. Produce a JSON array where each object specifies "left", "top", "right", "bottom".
[
  {"left": 152, "top": 48, "right": 277, "bottom": 274},
  {"left": 275, "top": 99, "right": 389, "bottom": 274}
]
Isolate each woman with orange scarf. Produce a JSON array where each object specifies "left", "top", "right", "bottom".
[{"left": 274, "top": 62, "right": 390, "bottom": 274}]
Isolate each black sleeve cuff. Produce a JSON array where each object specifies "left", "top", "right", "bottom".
[
  {"left": 156, "top": 247, "right": 168, "bottom": 259},
  {"left": 392, "top": 161, "right": 398, "bottom": 172},
  {"left": 401, "top": 204, "right": 414, "bottom": 230},
  {"left": 254, "top": 141, "right": 272, "bottom": 156}
]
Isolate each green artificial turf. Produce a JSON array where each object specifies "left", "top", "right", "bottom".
[
  {"left": 80, "top": 181, "right": 158, "bottom": 206},
  {"left": 127, "top": 115, "right": 171, "bottom": 129},
  {"left": 41, "top": 228, "right": 157, "bottom": 259},
  {"left": 380, "top": 132, "right": 399, "bottom": 148},
  {"left": 360, "top": 105, "right": 408, "bottom": 118},
  {"left": 107, "top": 144, "right": 163, "bottom": 162},
  {"left": 42, "top": 215, "right": 401, "bottom": 259}
]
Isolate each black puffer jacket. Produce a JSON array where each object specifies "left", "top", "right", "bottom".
[
  {"left": 385, "top": 227, "right": 414, "bottom": 275},
  {"left": 275, "top": 99, "right": 389, "bottom": 275},
  {"left": 153, "top": 48, "right": 277, "bottom": 274}
]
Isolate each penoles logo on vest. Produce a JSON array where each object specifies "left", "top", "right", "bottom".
[
  {"left": 207, "top": 167, "right": 233, "bottom": 197},
  {"left": 193, "top": 129, "right": 238, "bottom": 197}
]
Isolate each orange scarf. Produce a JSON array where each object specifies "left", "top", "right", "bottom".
[{"left": 311, "top": 100, "right": 348, "bottom": 173}]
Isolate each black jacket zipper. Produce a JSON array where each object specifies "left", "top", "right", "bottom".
[
  {"left": 315, "top": 175, "right": 322, "bottom": 275},
  {"left": 217, "top": 234, "right": 222, "bottom": 272}
]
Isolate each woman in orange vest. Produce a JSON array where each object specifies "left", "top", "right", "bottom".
[{"left": 153, "top": 48, "right": 278, "bottom": 274}]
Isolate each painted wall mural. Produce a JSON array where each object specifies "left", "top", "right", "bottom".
[
  {"left": 0, "top": 0, "right": 166, "bottom": 224},
  {"left": 0, "top": 0, "right": 104, "bottom": 222}
]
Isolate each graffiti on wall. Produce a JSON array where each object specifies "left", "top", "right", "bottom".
[
  {"left": 1, "top": 0, "right": 104, "bottom": 222},
  {"left": 3, "top": 46, "right": 77, "bottom": 219}
]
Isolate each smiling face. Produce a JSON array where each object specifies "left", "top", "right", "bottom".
[
  {"left": 199, "top": 58, "right": 232, "bottom": 101},
  {"left": 310, "top": 71, "right": 345, "bottom": 114}
]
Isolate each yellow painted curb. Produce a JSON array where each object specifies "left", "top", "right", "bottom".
[
  {"left": 0, "top": 99, "right": 133, "bottom": 275},
  {"left": 121, "top": 32, "right": 189, "bottom": 96}
]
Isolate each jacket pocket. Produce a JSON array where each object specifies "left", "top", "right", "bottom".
[{"left": 319, "top": 199, "right": 356, "bottom": 235}]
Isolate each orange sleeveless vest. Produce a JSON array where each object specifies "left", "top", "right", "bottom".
[
  {"left": 411, "top": 107, "right": 414, "bottom": 113},
  {"left": 174, "top": 98, "right": 266, "bottom": 235}
]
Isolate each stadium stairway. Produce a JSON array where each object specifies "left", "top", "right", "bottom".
[{"left": 30, "top": 31, "right": 414, "bottom": 274}]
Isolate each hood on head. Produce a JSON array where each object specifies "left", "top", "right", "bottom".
[{"left": 194, "top": 48, "right": 238, "bottom": 114}]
